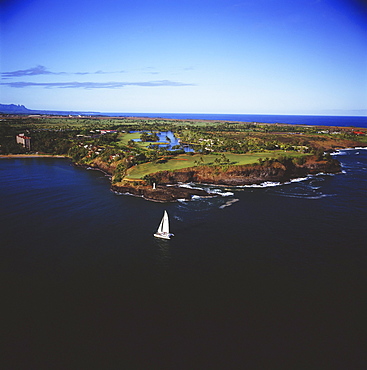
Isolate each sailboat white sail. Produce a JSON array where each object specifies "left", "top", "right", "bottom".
[{"left": 154, "top": 210, "right": 174, "bottom": 239}]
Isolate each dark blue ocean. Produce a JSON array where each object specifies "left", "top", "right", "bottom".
[
  {"left": 102, "top": 112, "right": 367, "bottom": 128},
  {"left": 1, "top": 149, "right": 367, "bottom": 368}
]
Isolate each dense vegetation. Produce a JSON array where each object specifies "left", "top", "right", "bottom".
[{"left": 1, "top": 114, "right": 366, "bottom": 184}]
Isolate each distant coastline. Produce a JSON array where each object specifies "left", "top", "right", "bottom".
[{"left": 1, "top": 104, "right": 366, "bottom": 128}]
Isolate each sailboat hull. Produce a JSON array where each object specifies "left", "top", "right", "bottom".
[{"left": 154, "top": 232, "right": 173, "bottom": 240}]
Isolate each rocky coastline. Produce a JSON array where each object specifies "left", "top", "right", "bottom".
[
  {"left": 111, "top": 183, "right": 214, "bottom": 202},
  {"left": 1, "top": 153, "right": 341, "bottom": 202},
  {"left": 112, "top": 155, "right": 341, "bottom": 202}
]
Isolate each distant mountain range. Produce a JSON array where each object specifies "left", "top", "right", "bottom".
[{"left": 0, "top": 104, "right": 100, "bottom": 116}]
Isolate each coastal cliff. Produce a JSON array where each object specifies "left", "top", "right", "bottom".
[
  {"left": 146, "top": 156, "right": 341, "bottom": 186},
  {"left": 111, "top": 155, "right": 341, "bottom": 201}
]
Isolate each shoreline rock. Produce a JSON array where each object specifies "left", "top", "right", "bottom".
[{"left": 111, "top": 183, "right": 214, "bottom": 202}]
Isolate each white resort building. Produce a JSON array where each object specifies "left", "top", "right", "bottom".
[{"left": 16, "top": 133, "right": 31, "bottom": 150}]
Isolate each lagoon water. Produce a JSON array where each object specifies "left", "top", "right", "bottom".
[
  {"left": 1, "top": 150, "right": 367, "bottom": 368},
  {"left": 132, "top": 130, "right": 194, "bottom": 152}
]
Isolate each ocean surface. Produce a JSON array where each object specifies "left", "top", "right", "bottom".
[
  {"left": 102, "top": 112, "right": 367, "bottom": 128},
  {"left": 1, "top": 149, "right": 367, "bottom": 368}
]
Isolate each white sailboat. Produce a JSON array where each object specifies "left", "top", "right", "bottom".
[{"left": 154, "top": 210, "right": 174, "bottom": 239}]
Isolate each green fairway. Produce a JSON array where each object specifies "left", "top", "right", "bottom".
[
  {"left": 118, "top": 132, "right": 151, "bottom": 148},
  {"left": 118, "top": 132, "right": 169, "bottom": 148},
  {"left": 125, "top": 150, "right": 302, "bottom": 179},
  {"left": 118, "top": 132, "right": 141, "bottom": 145}
]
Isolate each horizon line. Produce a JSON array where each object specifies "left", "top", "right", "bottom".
[{"left": 1, "top": 103, "right": 366, "bottom": 117}]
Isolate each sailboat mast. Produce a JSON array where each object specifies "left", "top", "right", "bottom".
[{"left": 157, "top": 218, "right": 164, "bottom": 233}]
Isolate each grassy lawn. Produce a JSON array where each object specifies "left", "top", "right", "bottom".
[
  {"left": 125, "top": 150, "right": 303, "bottom": 179},
  {"left": 118, "top": 132, "right": 170, "bottom": 149},
  {"left": 118, "top": 132, "right": 151, "bottom": 148}
]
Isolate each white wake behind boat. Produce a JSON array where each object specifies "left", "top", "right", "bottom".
[{"left": 154, "top": 210, "right": 174, "bottom": 239}]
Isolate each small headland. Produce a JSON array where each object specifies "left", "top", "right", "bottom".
[
  {"left": 146, "top": 155, "right": 341, "bottom": 187},
  {"left": 81, "top": 158, "right": 214, "bottom": 201},
  {"left": 110, "top": 155, "right": 341, "bottom": 202}
]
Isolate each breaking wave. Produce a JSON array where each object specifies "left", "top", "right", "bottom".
[
  {"left": 234, "top": 176, "right": 312, "bottom": 189},
  {"left": 207, "top": 188, "right": 234, "bottom": 197},
  {"left": 332, "top": 147, "right": 367, "bottom": 156},
  {"left": 177, "top": 182, "right": 234, "bottom": 197}
]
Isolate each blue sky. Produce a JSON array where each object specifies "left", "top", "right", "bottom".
[{"left": 1, "top": 0, "right": 366, "bottom": 115}]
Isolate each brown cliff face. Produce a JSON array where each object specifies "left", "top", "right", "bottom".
[
  {"left": 152, "top": 164, "right": 287, "bottom": 186},
  {"left": 148, "top": 156, "right": 341, "bottom": 186},
  {"left": 88, "top": 158, "right": 115, "bottom": 175}
]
